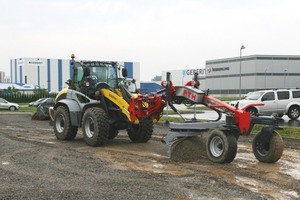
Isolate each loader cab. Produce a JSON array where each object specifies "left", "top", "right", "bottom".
[{"left": 71, "top": 61, "right": 119, "bottom": 99}]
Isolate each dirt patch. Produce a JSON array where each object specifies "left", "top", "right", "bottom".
[{"left": 1, "top": 113, "right": 300, "bottom": 199}]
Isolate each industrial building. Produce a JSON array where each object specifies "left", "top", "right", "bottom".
[
  {"left": 206, "top": 55, "right": 300, "bottom": 96},
  {"left": 9, "top": 58, "right": 140, "bottom": 93},
  {"left": 0, "top": 71, "right": 10, "bottom": 83},
  {"left": 4, "top": 55, "right": 300, "bottom": 96},
  {"left": 163, "top": 55, "right": 300, "bottom": 96}
]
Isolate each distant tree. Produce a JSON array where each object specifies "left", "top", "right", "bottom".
[
  {"left": 6, "top": 86, "right": 20, "bottom": 95},
  {"left": 151, "top": 75, "right": 162, "bottom": 81},
  {"left": 33, "top": 87, "right": 49, "bottom": 96}
]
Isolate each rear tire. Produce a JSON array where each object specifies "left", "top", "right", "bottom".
[
  {"left": 252, "top": 131, "right": 283, "bottom": 163},
  {"left": 53, "top": 106, "right": 78, "bottom": 140},
  {"left": 127, "top": 120, "right": 153, "bottom": 143},
  {"left": 82, "top": 107, "right": 109, "bottom": 146},
  {"left": 206, "top": 129, "right": 237, "bottom": 163},
  {"left": 287, "top": 106, "right": 300, "bottom": 120}
]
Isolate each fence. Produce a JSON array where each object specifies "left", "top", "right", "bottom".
[{"left": 0, "top": 93, "right": 57, "bottom": 103}]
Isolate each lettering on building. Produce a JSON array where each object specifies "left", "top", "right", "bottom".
[
  {"left": 28, "top": 61, "right": 44, "bottom": 65},
  {"left": 207, "top": 67, "right": 230, "bottom": 73},
  {"left": 183, "top": 68, "right": 206, "bottom": 76}
]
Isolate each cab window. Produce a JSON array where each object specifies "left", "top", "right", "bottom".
[
  {"left": 73, "top": 63, "right": 84, "bottom": 89},
  {"left": 292, "top": 91, "right": 300, "bottom": 98},
  {"left": 277, "top": 91, "right": 289, "bottom": 100},
  {"left": 261, "top": 92, "right": 275, "bottom": 101}
]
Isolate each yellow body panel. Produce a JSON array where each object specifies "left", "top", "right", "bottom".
[
  {"left": 55, "top": 87, "right": 69, "bottom": 102},
  {"left": 101, "top": 88, "right": 139, "bottom": 124}
]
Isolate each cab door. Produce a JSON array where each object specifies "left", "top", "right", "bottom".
[{"left": 259, "top": 91, "right": 278, "bottom": 113}]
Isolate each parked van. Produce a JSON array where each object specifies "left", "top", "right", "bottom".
[{"left": 229, "top": 89, "right": 300, "bottom": 119}]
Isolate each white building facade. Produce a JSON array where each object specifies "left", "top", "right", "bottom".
[
  {"left": 10, "top": 58, "right": 140, "bottom": 93},
  {"left": 206, "top": 55, "right": 300, "bottom": 96},
  {"left": 161, "top": 55, "right": 300, "bottom": 96},
  {"left": 162, "top": 68, "right": 206, "bottom": 90}
]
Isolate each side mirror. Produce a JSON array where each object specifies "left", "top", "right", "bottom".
[
  {"left": 122, "top": 68, "right": 128, "bottom": 77},
  {"left": 65, "top": 79, "right": 72, "bottom": 86}
]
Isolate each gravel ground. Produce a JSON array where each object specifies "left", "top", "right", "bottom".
[{"left": 0, "top": 113, "right": 299, "bottom": 199}]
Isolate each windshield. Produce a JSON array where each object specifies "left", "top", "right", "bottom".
[
  {"left": 245, "top": 91, "right": 265, "bottom": 100},
  {"left": 72, "top": 61, "right": 118, "bottom": 95},
  {"left": 86, "top": 63, "right": 117, "bottom": 88}
]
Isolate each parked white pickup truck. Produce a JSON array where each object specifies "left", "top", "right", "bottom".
[{"left": 229, "top": 89, "right": 300, "bottom": 120}]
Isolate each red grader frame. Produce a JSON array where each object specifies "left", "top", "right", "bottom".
[{"left": 129, "top": 72, "right": 284, "bottom": 164}]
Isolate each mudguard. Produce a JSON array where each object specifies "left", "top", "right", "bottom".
[{"left": 54, "top": 99, "right": 82, "bottom": 126}]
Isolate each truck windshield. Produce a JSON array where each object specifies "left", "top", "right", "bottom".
[{"left": 245, "top": 91, "right": 265, "bottom": 100}]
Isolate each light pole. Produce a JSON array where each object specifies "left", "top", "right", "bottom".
[
  {"left": 284, "top": 69, "right": 287, "bottom": 88},
  {"left": 239, "top": 45, "right": 245, "bottom": 98},
  {"left": 264, "top": 68, "right": 267, "bottom": 89}
]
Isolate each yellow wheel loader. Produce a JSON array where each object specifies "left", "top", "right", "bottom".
[{"left": 49, "top": 55, "right": 165, "bottom": 146}]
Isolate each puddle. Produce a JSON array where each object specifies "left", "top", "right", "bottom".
[
  {"left": 281, "top": 190, "right": 299, "bottom": 199},
  {"left": 280, "top": 160, "right": 300, "bottom": 180},
  {"left": 235, "top": 152, "right": 256, "bottom": 162},
  {"left": 235, "top": 175, "right": 299, "bottom": 199},
  {"left": 235, "top": 176, "right": 259, "bottom": 193}
]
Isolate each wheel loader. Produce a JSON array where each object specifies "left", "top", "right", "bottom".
[{"left": 49, "top": 54, "right": 165, "bottom": 146}]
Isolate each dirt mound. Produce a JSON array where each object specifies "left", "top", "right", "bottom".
[{"left": 170, "top": 134, "right": 209, "bottom": 162}]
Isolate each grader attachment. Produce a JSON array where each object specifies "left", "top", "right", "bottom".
[{"left": 160, "top": 72, "right": 284, "bottom": 164}]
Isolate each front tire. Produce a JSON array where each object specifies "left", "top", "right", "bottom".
[
  {"left": 246, "top": 107, "right": 257, "bottom": 116},
  {"left": 252, "top": 131, "right": 283, "bottom": 163},
  {"left": 127, "top": 120, "right": 153, "bottom": 143},
  {"left": 82, "top": 107, "right": 109, "bottom": 146},
  {"left": 9, "top": 106, "right": 16, "bottom": 111},
  {"left": 206, "top": 129, "right": 237, "bottom": 163},
  {"left": 53, "top": 106, "right": 78, "bottom": 140}
]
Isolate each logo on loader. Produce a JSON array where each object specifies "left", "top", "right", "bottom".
[{"left": 183, "top": 89, "right": 196, "bottom": 101}]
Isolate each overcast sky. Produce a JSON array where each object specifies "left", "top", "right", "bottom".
[{"left": 0, "top": 0, "right": 299, "bottom": 81}]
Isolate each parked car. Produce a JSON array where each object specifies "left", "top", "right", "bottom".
[
  {"left": 29, "top": 98, "right": 46, "bottom": 107},
  {"left": 39, "top": 98, "right": 55, "bottom": 107},
  {"left": 0, "top": 98, "right": 20, "bottom": 111},
  {"left": 229, "top": 89, "right": 300, "bottom": 119}
]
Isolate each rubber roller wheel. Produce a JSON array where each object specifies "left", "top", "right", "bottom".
[
  {"left": 252, "top": 131, "right": 283, "bottom": 163},
  {"left": 206, "top": 129, "right": 237, "bottom": 163}
]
